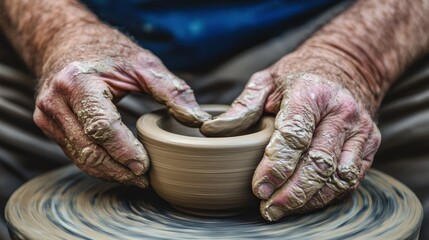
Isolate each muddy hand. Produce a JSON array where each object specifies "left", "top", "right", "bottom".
[
  {"left": 253, "top": 73, "right": 381, "bottom": 221},
  {"left": 200, "top": 0, "right": 429, "bottom": 220},
  {"left": 34, "top": 27, "right": 210, "bottom": 188},
  {"left": 202, "top": 45, "right": 382, "bottom": 220}
]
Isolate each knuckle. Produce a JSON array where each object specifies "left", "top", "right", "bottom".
[
  {"left": 371, "top": 127, "right": 382, "bottom": 149},
  {"left": 249, "top": 71, "right": 273, "bottom": 85},
  {"left": 80, "top": 146, "right": 108, "bottom": 168},
  {"left": 353, "top": 113, "right": 374, "bottom": 137},
  {"left": 269, "top": 161, "right": 295, "bottom": 182},
  {"left": 35, "top": 94, "right": 57, "bottom": 115},
  {"left": 327, "top": 173, "right": 354, "bottom": 191},
  {"left": 338, "top": 98, "right": 360, "bottom": 123},
  {"left": 84, "top": 117, "right": 115, "bottom": 143},
  {"left": 52, "top": 62, "right": 87, "bottom": 94},
  {"left": 337, "top": 164, "right": 360, "bottom": 185},
  {"left": 286, "top": 186, "right": 308, "bottom": 209},
  {"left": 76, "top": 93, "right": 120, "bottom": 143},
  {"left": 307, "top": 149, "right": 336, "bottom": 177},
  {"left": 277, "top": 116, "right": 313, "bottom": 150},
  {"left": 265, "top": 131, "right": 301, "bottom": 161}
]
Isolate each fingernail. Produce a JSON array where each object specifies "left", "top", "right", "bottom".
[
  {"left": 256, "top": 182, "right": 274, "bottom": 199},
  {"left": 263, "top": 204, "right": 284, "bottom": 221},
  {"left": 128, "top": 161, "right": 145, "bottom": 175}
]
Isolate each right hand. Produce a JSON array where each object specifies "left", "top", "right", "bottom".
[
  {"left": 33, "top": 24, "right": 211, "bottom": 188},
  {"left": 202, "top": 46, "right": 382, "bottom": 220}
]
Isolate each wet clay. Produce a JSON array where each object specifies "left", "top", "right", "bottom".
[
  {"left": 6, "top": 165, "right": 422, "bottom": 239},
  {"left": 136, "top": 105, "right": 275, "bottom": 215}
]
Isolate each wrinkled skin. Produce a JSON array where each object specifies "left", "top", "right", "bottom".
[
  {"left": 202, "top": 48, "right": 382, "bottom": 221},
  {"left": 201, "top": 0, "right": 429, "bottom": 221},
  {"left": 2, "top": 0, "right": 429, "bottom": 223},
  {"left": 33, "top": 30, "right": 211, "bottom": 188}
]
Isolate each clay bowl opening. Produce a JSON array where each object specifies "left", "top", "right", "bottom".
[
  {"left": 137, "top": 105, "right": 274, "bottom": 217},
  {"left": 157, "top": 109, "right": 263, "bottom": 138}
]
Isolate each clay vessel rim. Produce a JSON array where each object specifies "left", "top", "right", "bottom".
[{"left": 136, "top": 104, "right": 274, "bottom": 149}]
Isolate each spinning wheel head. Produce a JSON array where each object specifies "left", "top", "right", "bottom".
[{"left": 5, "top": 166, "right": 423, "bottom": 239}]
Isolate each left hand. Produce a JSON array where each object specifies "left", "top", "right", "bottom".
[
  {"left": 33, "top": 24, "right": 210, "bottom": 188},
  {"left": 201, "top": 46, "right": 382, "bottom": 221}
]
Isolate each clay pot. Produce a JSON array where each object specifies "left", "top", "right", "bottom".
[{"left": 137, "top": 105, "right": 274, "bottom": 216}]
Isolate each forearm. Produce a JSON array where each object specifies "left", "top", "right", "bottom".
[
  {"left": 294, "top": 0, "right": 429, "bottom": 115},
  {"left": 0, "top": 0, "right": 117, "bottom": 78}
]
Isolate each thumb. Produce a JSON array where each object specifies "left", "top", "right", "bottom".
[
  {"left": 139, "top": 66, "right": 211, "bottom": 127},
  {"left": 201, "top": 71, "right": 275, "bottom": 136}
]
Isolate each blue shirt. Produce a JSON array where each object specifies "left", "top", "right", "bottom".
[{"left": 82, "top": 0, "right": 341, "bottom": 71}]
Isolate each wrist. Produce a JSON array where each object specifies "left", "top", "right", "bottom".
[
  {"left": 40, "top": 23, "right": 142, "bottom": 79},
  {"left": 276, "top": 43, "right": 384, "bottom": 116},
  {"left": 1, "top": 0, "right": 109, "bottom": 77},
  {"left": 279, "top": 0, "right": 429, "bottom": 119}
]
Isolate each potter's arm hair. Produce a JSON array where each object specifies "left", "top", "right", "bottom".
[
  {"left": 0, "top": 0, "right": 100, "bottom": 78},
  {"left": 0, "top": 0, "right": 428, "bottom": 89},
  {"left": 301, "top": 0, "right": 429, "bottom": 111}
]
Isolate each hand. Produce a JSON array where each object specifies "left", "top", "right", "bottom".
[
  {"left": 34, "top": 25, "right": 210, "bottom": 188},
  {"left": 202, "top": 47, "right": 381, "bottom": 221}
]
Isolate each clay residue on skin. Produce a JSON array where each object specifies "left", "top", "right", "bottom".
[
  {"left": 76, "top": 97, "right": 117, "bottom": 143},
  {"left": 250, "top": 73, "right": 382, "bottom": 221},
  {"left": 201, "top": 71, "right": 274, "bottom": 137},
  {"left": 147, "top": 69, "right": 212, "bottom": 127},
  {"left": 168, "top": 104, "right": 212, "bottom": 127},
  {"left": 200, "top": 107, "right": 261, "bottom": 136},
  {"left": 74, "top": 60, "right": 113, "bottom": 75}
]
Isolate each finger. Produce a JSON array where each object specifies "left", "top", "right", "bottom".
[
  {"left": 36, "top": 95, "right": 148, "bottom": 188},
  {"left": 70, "top": 80, "right": 149, "bottom": 176},
  {"left": 265, "top": 88, "right": 283, "bottom": 113},
  {"left": 294, "top": 138, "right": 366, "bottom": 213},
  {"left": 34, "top": 107, "right": 57, "bottom": 139},
  {"left": 336, "top": 116, "right": 372, "bottom": 186},
  {"left": 34, "top": 107, "right": 109, "bottom": 180},
  {"left": 296, "top": 122, "right": 380, "bottom": 213},
  {"left": 252, "top": 101, "right": 317, "bottom": 200},
  {"left": 293, "top": 172, "right": 351, "bottom": 214},
  {"left": 138, "top": 66, "right": 211, "bottom": 127},
  {"left": 359, "top": 123, "right": 381, "bottom": 180},
  {"left": 201, "top": 71, "right": 275, "bottom": 136},
  {"left": 259, "top": 115, "right": 347, "bottom": 221}
]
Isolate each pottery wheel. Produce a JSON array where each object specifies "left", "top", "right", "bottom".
[{"left": 6, "top": 165, "right": 422, "bottom": 240}]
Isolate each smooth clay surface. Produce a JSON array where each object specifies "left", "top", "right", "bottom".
[
  {"left": 137, "top": 105, "right": 275, "bottom": 215},
  {"left": 6, "top": 165, "right": 423, "bottom": 240}
]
